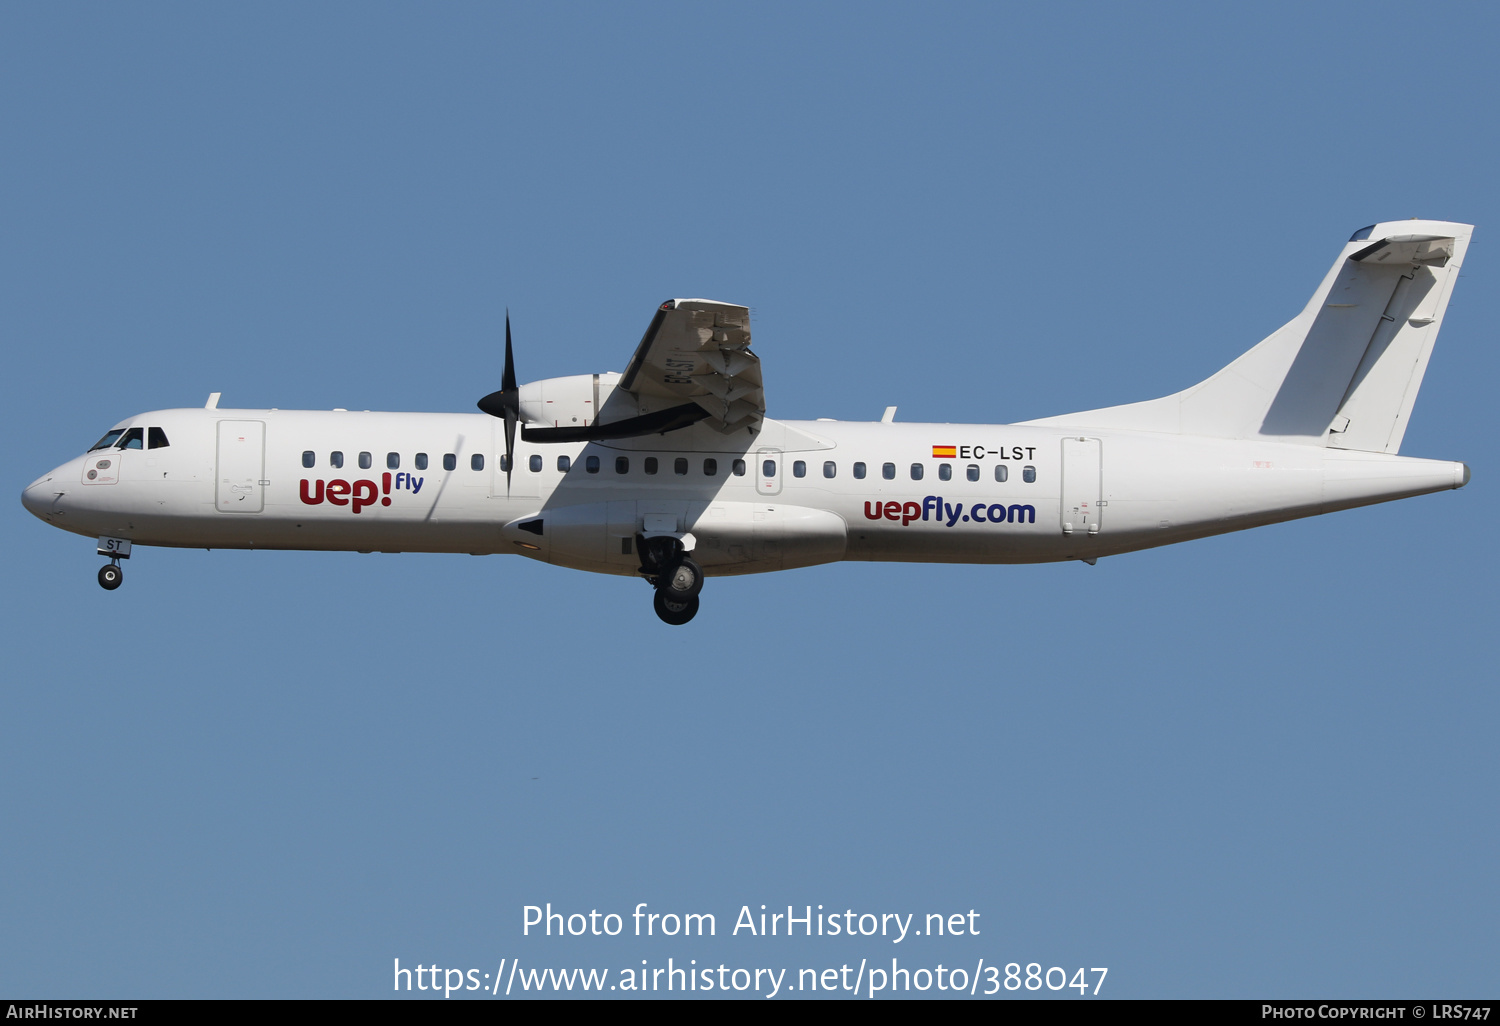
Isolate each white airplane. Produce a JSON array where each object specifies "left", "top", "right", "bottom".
[{"left": 22, "top": 219, "right": 1473, "bottom": 624}]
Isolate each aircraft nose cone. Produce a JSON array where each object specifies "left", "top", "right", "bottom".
[{"left": 21, "top": 476, "right": 59, "bottom": 520}]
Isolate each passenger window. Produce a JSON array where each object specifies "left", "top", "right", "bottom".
[
  {"left": 302, "top": 451, "right": 315, "bottom": 469},
  {"left": 882, "top": 462, "right": 896, "bottom": 480},
  {"left": 332, "top": 451, "right": 345, "bottom": 469},
  {"left": 586, "top": 455, "right": 600, "bottom": 473},
  {"left": 442, "top": 453, "right": 455, "bottom": 471},
  {"left": 359, "top": 452, "right": 372, "bottom": 470},
  {"left": 674, "top": 458, "right": 688, "bottom": 476},
  {"left": 557, "top": 455, "right": 570, "bottom": 472},
  {"left": 967, "top": 464, "right": 980, "bottom": 482},
  {"left": 387, "top": 452, "right": 400, "bottom": 470},
  {"left": 416, "top": 453, "right": 428, "bottom": 470},
  {"left": 853, "top": 462, "right": 866, "bottom": 479},
  {"left": 530, "top": 454, "right": 542, "bottom": 472},
  {"left": 910, "top": 463, "right": 924, "bottom": 481},
  {"left": 616, "top": 456, "right": 629, "bottom": 474},
  {"left": 793, "top": 460, "right": 806, "bottom": 478},
  {"left": 644, "top": 457, "right": 658, "bottom": 475},
  {"left": 732, "top": 459, "right": 746, "bottom": 476},
  {"left": 994, "top": 464, "right": 1008, "bottom": 483},
  {"left": 471, "top": 454, "right": 484, "bottom": 471},
  {"left": 89, "top": 429, "right": 125, "bottom": 451},
  {"left": 1023, "top": 465, "right": 1036, "bottom": 483},
  {"left": 938, "top": 463, "right": 952, "bottom": 481},
  {"left": 762, "top": 459, "right": 776, "bottom": 478},
  {"left": 824, "top": 461, "right": 836, "bottom": 479},
  {"left": 119, "top": 428, "right": 144, "bottom": 450},
  {"left": 148, "top": 427, "right": 170, "bottom": 449},
  {"left": 704, "top": 458, "right": 717, "bottom": 476},
  {"left": 499, "top": 454, "right": 511, "bottom": 472}
]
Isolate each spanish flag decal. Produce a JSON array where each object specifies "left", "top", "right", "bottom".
[{"left": 931, "top": 445, "right": 957, "bottom": 458}]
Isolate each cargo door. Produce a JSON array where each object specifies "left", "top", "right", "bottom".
[{"left": 216, "top": 420, "right": 266, "bottom": 513}]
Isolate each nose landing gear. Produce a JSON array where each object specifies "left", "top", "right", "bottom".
[
  {"left": 95, "top": 537, "right": 131, "bottom": 590},
  {"left": 637, "top": 533, "right": 703, "bottom": 625}
]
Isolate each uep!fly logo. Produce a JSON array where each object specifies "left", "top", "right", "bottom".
[{"left": 299, "top": 472, "right": 424, "bottom": 513}]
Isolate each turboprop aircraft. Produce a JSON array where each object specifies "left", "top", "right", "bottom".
[{"left": 21, "top": 219, "right": 1473, "bottom": 624}]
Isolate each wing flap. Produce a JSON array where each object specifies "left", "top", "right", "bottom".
[{"left": 618, "top": 299, "right": 764, "bottom": 433}]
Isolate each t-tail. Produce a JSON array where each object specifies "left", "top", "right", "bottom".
[{"left": 1025, "top": 219, "right": 1472, "bottom": 454}]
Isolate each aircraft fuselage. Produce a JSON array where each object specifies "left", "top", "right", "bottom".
[{"left": 23, "top": 406, "right": 1467, "bottom": 578}]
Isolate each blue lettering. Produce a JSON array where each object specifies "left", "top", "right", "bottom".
[
  {"left": 1007, "top": 504, "right": 1036, "bottom": 524},
  {"left": 411, "top": 476, "right": 423, "bottom": 494},
  {"left": 922, "top": 495, "right": 941, "bottom": 522},
  {"left": 986, "top": 503, "right": 1003, "bottom": 523},
  {"left": 944, "top": 502, "right": 962, "bottom": 527}
]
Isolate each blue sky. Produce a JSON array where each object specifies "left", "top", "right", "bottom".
[{"left": 2, "top": 2, "right": 1495, "bottom": 999}]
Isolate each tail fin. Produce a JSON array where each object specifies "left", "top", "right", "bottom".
[{"left": 1024, "top": 219, "right": 1472, "bottom": 453}]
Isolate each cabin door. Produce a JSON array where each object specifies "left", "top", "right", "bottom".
[{"left": 216, "top": 420, "right": 266, "bottom": 513}]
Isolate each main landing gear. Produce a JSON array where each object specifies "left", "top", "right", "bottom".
[
  {"left": 637, "top": 534, "right": 703, "bottom": 626},
  {"left": 98, "top": 562, "right": 123, "bottom": 590}
]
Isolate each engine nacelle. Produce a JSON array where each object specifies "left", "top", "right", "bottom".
[{"left": 517, "top": 372, "right": 623, "bottom": 428}]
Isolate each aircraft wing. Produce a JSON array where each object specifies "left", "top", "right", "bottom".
[{"left": 618, "top": 299, "right": 765, "bottom": 433}]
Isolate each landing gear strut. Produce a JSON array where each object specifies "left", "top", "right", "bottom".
[
  {"left": 638, "top": 534, "right": 703, "bottom": 625},
  {"left": 98, "top": 562, "right": 123, "bottom": 590}
]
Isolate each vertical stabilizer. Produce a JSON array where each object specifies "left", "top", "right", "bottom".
[{"left": 1023, "top": 220, "right": 1472, "bottom": 453}]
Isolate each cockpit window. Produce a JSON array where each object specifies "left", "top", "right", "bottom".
[
  {"left": 89, "top": 429, "right": 125, "bottom": 451},
  {"left": 148, "top": 427, "right": 170, "bottom": 449},
  {"left": 118, "top": 427, "right": 144, "bottom": 450}
]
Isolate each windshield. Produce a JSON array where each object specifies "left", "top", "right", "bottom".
[{"left": 89, "top": 429, "right": 126, "bottom": 452}]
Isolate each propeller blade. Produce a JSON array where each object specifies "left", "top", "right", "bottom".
[
  {"left": 502, "top": 311, "right": 516, "bottom": 489},
  {"left": 476, "top": 310, "right": 521, "bottom": 491},
  {"left": 503, "top": 407, "right": 517, "bottom": 490},
  {"left": 502, "top": 311, "right": 517, "bottom": 393}
]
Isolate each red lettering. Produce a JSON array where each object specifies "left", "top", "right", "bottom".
[
  {"left": 299, "top": 479, "right": 324, "bottom": 505},
  {"left": 350, "top": 479, "right": 378, "bottom": 513},
  {"left": 901, "top": 501, "right": 921, "bottom": 526},
  {"left": 325, "top": 479, "right": 351, "bottom": 505},
  {"left": 864, "top": 501, "right": 884, "bottom": 520},
  {"left": 883, "top": 500, "right": 902, "bottom": 521}
]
